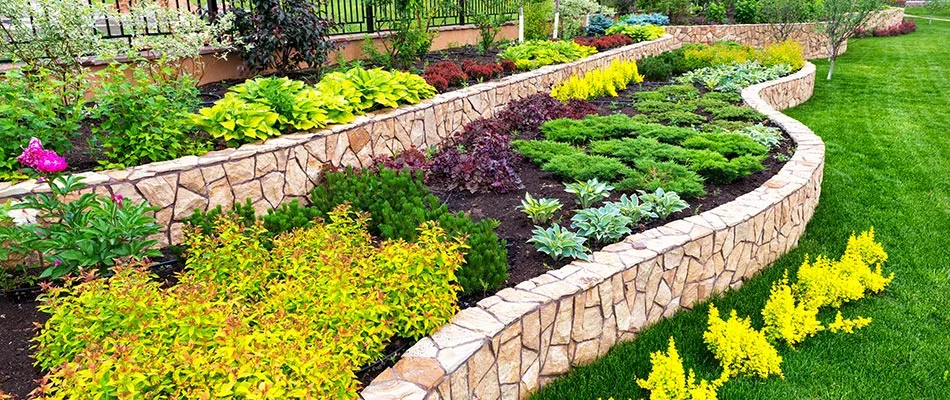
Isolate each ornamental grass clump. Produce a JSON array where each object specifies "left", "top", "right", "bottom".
[{"left": 33, "top": 204, "right": 466, "bottom": 399}]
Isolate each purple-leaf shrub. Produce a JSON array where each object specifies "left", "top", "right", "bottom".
[
  {"left": 495, "top": 94, "right": 599, "bottom": 139},
  {"left": 429, "top": 119, "right": 523, "bottom": 193},
  {"left": 372, "top": 146, "right": 430, "bottom": 174}
]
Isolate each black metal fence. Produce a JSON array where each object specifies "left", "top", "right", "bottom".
[{"left": 88, "top": 0, "right": 518, "bottom": 39}]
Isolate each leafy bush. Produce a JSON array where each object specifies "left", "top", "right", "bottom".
[
  {"left": 500, "top": 40, "right": 598, "bottom": 70},
  {"left": 761, "top": 272, "right": 824, "bottom": 347},
  {"left": 0, "top": 67, "right": 84, "bottom": 177},
  {"left": 559, "top": 0, "right": 618, "bottom": 39},
  {"left": 496, "top": 94, "right": 599, "bottom": 138},
  {"left": 528, "top": 224, "right": 589, "bottom": 261},
  {"left": 683, "top": 42, "right": 759, "bottom": 69},
  {"left": 230, "top": 0, "right": 336, "bottom": 75},
  {"left": 871, "top": 19, "right": 917, "bottom": 37},
  {"left": 707, "top": 2, "right": 728, "bottom": 23},
  {"left": 428, "top": 119, "right": 523, "bottom": 193},
  {"left": 758, "top": 41, "right": 806, "bottom": 70},
  {"left": 639, "top": 187, "right": 690, "bottom": 219},
  {"left": 735, "top": 0, "right": 762, "bottom": 23},
  {"left": 185, "top": 198, "right": 259, "bottom": 237},
  {"left": 571, "top": 204, "right": 632, "bottom": 244},
  {"left": 543, "top": 153, "right": 635, "bottom": 181},
  {"left": 637, "top": 338, "right": 721, "bottom": 400},
  {"left": 636, "top": 48, "right": 699, "bottom": 81},
  {"left": 33, "top": 204, "right": 464, "bottom": 398},
  {"left": 564, "top": 179, "right": 614, "bottom": 208},
  {"left": 372, "top": 146, "right": 430, "bottom": 174},
  {"left": 461, "top": 60, "right": 505, "bottom": 81},
  {"left": 326, "top": 67, "right": 436, "bottom": 113},
  {"left": 586, "top": 14, "right": 616, "bottom": 35},
  {"left": 524, "top": 0, "right": 554, "bottom": 40},
  {"left": 91, "top": 62, "right": 203, "bottom": 169},
  {"left": 574, "top": 34, "right": 635, "bottom": 51},
  {"left": 551, "top": 59, "right": 644, "bottom": 101},
  {"left": 704, "top": 304, "right": 784, "bottom": 384},
  {"left": 191, "top": 95, "right": 281, "bottom": 146},
  {"left": 609, "top": 193, "right": 657, "bottom": 223},
  {"left": 423, "top": 61, "right": 468, "bottom": 88},
  {"left": 676, "top": 61, "right": 793, "bottom": 93},
  {"left": 519, "top": 193, "right": 563, "bottom": 224},
  {"left": 310, "top": 168, "right": 507, "bottom": 294},
  {"left": 605, "top": 24, "right": 667, "bottom": 41},
  {"left": 621, "top": 13, "right": 671, "bottom": 25}
]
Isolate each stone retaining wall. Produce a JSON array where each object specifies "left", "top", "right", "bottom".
[
  {"left": 358, "top": 63, "right": 823, "bottom": 400},
  {"left": 667, "top": 7, "right": 904, "bottom": 59},
  {"left": 0, "top": 37, "right": 679, "bottom": 246}
]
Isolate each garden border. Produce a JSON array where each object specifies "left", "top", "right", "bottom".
[{"left": 358, "top": 62, "right": 823, "bottom": 400}]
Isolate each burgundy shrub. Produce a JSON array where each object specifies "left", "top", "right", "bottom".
[
  {"left": 500, "top": 59, "right": 518, "bottom": 73},
  {"left": 873, "top": 19, "right": 917, "bottom": 37},
  {"left": 463, "top": 62, "right": 504, "bottom": 81},
  {"left": 423, "top": 61, "right": 468, "bottom": 87},
  {"left": 423, "top": 74, "right": 449, "bottom": 92},
  {"left": 495, "top": 94, "right": 599, "bottom": 139},
  {"left": 574, "top": 34, "right": 634, "bottom": 51},
  {"left": 428, "top": 119, "right": 523, "bottom": 193},
  {"left": 372, "top": 146, "right": 430, "bottom": 174}
]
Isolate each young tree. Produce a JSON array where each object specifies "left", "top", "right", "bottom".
[
  {"left": 921, "top": 0, "right": 949, "bottom": 24},
  {"left": 818, "top": 0, "right": 883, "bottom": 79},
  {"left": 760, "top": 0, "right": 818, "bottom": 41}
]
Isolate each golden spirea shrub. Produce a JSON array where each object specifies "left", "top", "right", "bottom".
[
  {"left": 550, "top": 59, "right": 644, "bottom": 102},
  {"left": 32, "top": 204, "right": 465, "bottom": 399},
  {"left": 704, "top": 305, "right": 784, "bottom": 384},
  {"left": 637, "top": 338, "right": 720, "bottom": 400},
  {"left": 761, "top": 272, "right": 824, "bottom": 347}
]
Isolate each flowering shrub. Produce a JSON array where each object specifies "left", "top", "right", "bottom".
[
  {"left": 32, "top": 204, "right": 465, "bottom": 399},
  {"left": 704, "top": 305, "right": 784, "bottom": 384},
  {"left": 551, "top": 59, "right": 644, "bottom": 101},
  {"left": 500, "top": 40, "right": 598, "bottom": 70},
  {"left": 637, "top": 338, "right": 721, "bottom": 400},
  {"left": 428, "top": 119, "right": 523, "bottom": 193},
  {"left": 574, "top": 34, "right": 635, "bottom": 51},
  {"left": 0, "top": 139, "right": 160, "bottom": 280}
]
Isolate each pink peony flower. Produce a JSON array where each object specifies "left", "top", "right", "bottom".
[
  {"left": 16, "top": 138, "right": 67, "bottom": 173},
  {"left": 16, "top": 137, "right": 45, "bottom": 168},
  {"left": 111, "top": 193, "right": 124, "bottom": 208}
]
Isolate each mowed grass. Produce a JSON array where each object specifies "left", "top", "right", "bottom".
[{"left": 532, "top": 21, "right": 950, "bottom": 400}]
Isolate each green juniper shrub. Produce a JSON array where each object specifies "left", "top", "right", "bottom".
[
  {"left": 702, "top": 91, "right": 744, "bottom": 103},
  {"left": 688, "top": 152, "right": 766, "bottom": 184},
  {"left": 704, "top": 120, "right": 755, "bottom": 132},
  {"left": 542, "top": 153, "right": 636, "bottom": 182},
  {"left": 651, "top": 110, "right": 707, "bottom": 127},
  {"left": 682, "top": 132, "right": 768, "bottom": 158},
  {"left": 635, "top": 122, "right": 700, "bottom": 144},
  {"left": 656, "top": 84, "right": 701, "bottom": 101},
  {"left": 618, "top": 159, "right": 707, "bottom": 198},
  {"left": 541, "top": 114, "right": 645, "bottom": 144},
  {"left": 512, "top": 140, "right": 584, "bottom": 164},
  {"left": 589, "top": 138, "right": 693, "bottom": 165},
  {"left": 689, "top": 96, "right": 733, "bottom": 110},
  {"left": 705, "top": 104, "right": 768, "bottom": 122},
  {"left": 637, "top": 56, "right": 674, "bottom": 81},
  {"left": 634, "top": 99, "right": 693, "bottom": 114},
  {"left": 634, "top": 91, "right": 672, "bottom": 102},
  {"left": 309, "top": 168, "right": 508, "bottom": 294}
]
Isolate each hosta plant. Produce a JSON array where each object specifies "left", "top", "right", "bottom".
[
  {"left": 565, "top": 178, "right": 614, "bottom": 208},
  {"left": 639, "top": 187, "right": 689, "bottom": 219},
  {"left": 609, "top": 194, "right": 658, "bottom": 224},
  {"left": 735, "top": 125, "right": 784, "bottom": 149},
  {"left": 518, "top": 193, "right": 562, "bottom": 224},
  {"left": 190, "top": 95, "right": 281, "bottom": 146},
  {"left": 570, "top": 204, "right": 632, "bottom": 244},
  {"left": 500, "top": 40, "right": 597, "bottom": 70},
  {"left": 528, "top": 224, "right": 589, "bottom": 261}
]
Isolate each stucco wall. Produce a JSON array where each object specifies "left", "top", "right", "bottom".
[{"left": 358, "top": 61, "right": 823, "bottom": 400}]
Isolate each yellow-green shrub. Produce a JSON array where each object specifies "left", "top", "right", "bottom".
[
  {"left": 550, "top": 59, "right": 644, "bottom": 102},
  {"left": 827, "top": 312, "right": 873, "bottom": 333},
  {"left": 605, "top": 24, "right": 666, "bottom": 42},
  {"left": 32, "top": 204, "right": 465, "bottom": 399},
  {"left": 761, "top": 272, "right": 824, "bottom": 347},
  {"left": 703, "top": 305, "right": 784, "bottom": 384},
  {"left": 758, "top": 41, "right": 806, "bottom": 70},
  {"left": 796, "top": 230, "right": 893, "bottom": 309},
  {"left": 637, "top": 338, "right": 720, "bottom": 400}
]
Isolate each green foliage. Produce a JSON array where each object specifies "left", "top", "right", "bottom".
[
  {"left": 524, "top": 0, "right": 555, "bottom": 40},
  {"left": 652, "top": 110, "right": 707, "bottom": 127},
  {"left": 676, "top": 61, "right": 794, "bottom": 93},
  {"left": 735, "top": 0, "right": 762, "bottom": 23},
  {"left": 639, "top": 187, "right": 690, "bottom": 219},
  {"left": 519, "top": 193, "right": 563, "bottom": 224},
  {"left": 705, "top": 120, "right": 755, "bottom": 132},
  {"left": 735, "top": 124, "right": 784, "bottom": 149},
  {"left": 0, "top": 67, "right": 84, "bottom": 176},
  {"left": 605, "top": 24, "right": 667, "bottom": 41},
  {"left": 618, "top": 159, "right": 706, "bottom": 197},
  {"left": 541, "top": 114, "right": 644, "bottom": 143},
  {"left": 543, "top": 153, "right": 635, "bottom": 181},
  {"left": 707, "top": 2, "right": 728, "bottom": 23},
  {"left": 230, "top": 0, "right": 336, "bottom": 75},
  {"left": 571, "top": 204, "right": 633, "bottom": 244},
  {"left": 608, "top": 193, "right": 658, "bottom": 223},
  {"left": 185, "top": 198, "right": 258, "bottom": 237},
  {"left": 657, "top": 84, "right": 702, "bottom": 101},
  {"left": 91, "top": 62, "right": 204, "bottom": 169},
  {"left": 528, "top": 224, "right": 589, "bottom": 261},
  {"left": 636, "top": 48, "right": 703, "bottom": 81},
  {"left": 512, "top": 140, "right": 584, "bottom": 164},
  {"left": 323, "top": 67, "right": 437, "bottom": 113},
  {"left": 0, "top": 175, "right": 161, "bottom": 280},
  {"left": 33, "top": 204, "right": 464, "bottom": 398},
  {"left": 309, "top": 168, "right": 507, "bottom": 294},
  {"left": 500, "top": 40, "right": 598, "bottom": 70},
  {"left": 229, "top": 76, "right": 308, "bottom": 130},
  {"left": 564, "top": 178, "right": 614, "bottom": 208},
  {"left": 190, "top": 95, "right": 281, "bottom": 146},
  {"left": 635, "top": 99, "right": 694, "bottom": 114},
  {"left": 681, "top": 132, "right": 768, "bottom": 158},
  {"left": 705, "top": 104, "right": 768, "bottom": 122}
]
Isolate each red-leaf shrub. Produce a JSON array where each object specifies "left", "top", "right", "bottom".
[
  {"left": 423, "top": 61, "right": 468, "bottom": 87},
  {"left": 495, "top": 94, "right": 599, "bottom": 139},
  {"left": 574, "top": 34, "right": 634, "bottom": 51},
  {"left": 423, "top": 74, "right": 449, "bottom": 92},
  {"left": 428, "top": 119, "right": 523, "bottom": 193},
  {"left": 872, "top": 19, "right": 916, "bottom": 37},
  {"left": 463, "top": 62, "right": 504, "bottom": 81},
  {"left": 500, "top": 59, "right": 518, "bottom": 73},
  {"left": 372, "top": 146, "right": 430, "bottom": 174}
]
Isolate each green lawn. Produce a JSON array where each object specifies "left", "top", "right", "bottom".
[
  {"left": 904, "top": 6, "right": 950, "bottom": 19},
  {"left": 532, "top": 21, "right": 950, "bottom": 400}
]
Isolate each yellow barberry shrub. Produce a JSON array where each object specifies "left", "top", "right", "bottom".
[
  {"left": 842, "top": 228, "right": 893, "bottom": 293},
  {"left": 637, "top": 337, "right": 720, "bottom": 400},
  {"left": 795, "top": 229, "right": 893, "bottom": 308},
  {"left": 704, "top": 305, "right": 784, "bottom": 384},
  {"left": 32, "top": 204, "right": 465, "bottom": 399},
  {"left": 756, "top": 40, "right": 806, "bottom": 70},
  {"left": 550, "top": 59, "right": 644, "bottom": 102},
  {"left": 761, "top": 272, "right": 824, "bottom": 347},
  {"left": 827, "top": 312, "right": 873, "bottom": 334}
]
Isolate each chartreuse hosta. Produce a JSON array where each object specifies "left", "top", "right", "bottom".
[
  {"left": 518, "top": 193, "right": 563, "bottom": 224},
  {"left": 564, "top": 178, "right": 614, "bottom": 208}
]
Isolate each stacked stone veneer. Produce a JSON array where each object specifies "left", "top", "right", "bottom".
[
  {"left": 0, "top": 37, "right": 679, "bottom": 246},
  {"left": 359, "top": 63, "right": 823, "bottom": 400},
  {"left": 667, "top": 7, "right": 904, "bottom": 58}
]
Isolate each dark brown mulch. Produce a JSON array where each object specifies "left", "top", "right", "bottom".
[{"left": 0, "top": 298, "right": 45, "bottom": 400}]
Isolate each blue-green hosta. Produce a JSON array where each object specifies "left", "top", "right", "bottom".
[
  {"left": 609, "top": 193, "right": 658, "bottom": 224},
  {"left": 571, "top": 204, "right": 633, "bottom": 244},
  {"left": 564, "top": 178, "right": 614, "bottom": 208},
  {"left": 528, "top": 224, "right": 589, "bottom": 261},
  {"left": 639, "top": 187, "right": 689, "bottom": 219},
  {"left": 518, "top": 193, "right": 563, "bottom": 224},
  {"left": 735, "top": 124, "right": 784, "bottom": 149},
  {"left": 676, "top": 61, "right": 793, "bottom": 93}
]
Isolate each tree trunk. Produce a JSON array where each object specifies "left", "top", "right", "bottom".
[
  {"left": 827, "top": 57, "right": 835, "bottom": 80},
  {"left": 518, "top": 5, "right": 524, "bottom": 42},
  {"left": 553, "top": 0, "right": 560, "bottom": 40}
]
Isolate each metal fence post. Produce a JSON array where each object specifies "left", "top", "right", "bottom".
[
  {"left": 365, "top": 2, "right": 375, "bottom": 33},
  {"left": 207, "top": 0, "right": 219, "bottom": 20},
  {"left": 459, "top": 0, "right": 466, "bottom": 25}
]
